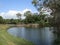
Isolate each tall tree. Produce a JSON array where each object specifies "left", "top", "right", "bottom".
[
  {"left": 24, "top": 11, "right": 33, "bottom": 23},
  {"left": 24, "top": 11, "right": 32, "bottom": 17},
  {"left": 16, "top": 13, "right": 22, "bottom": 20},
  {"left": 32, "top": 0, "right": 60, "bottom": 26},
  {"left": 43, "top": 0, "right": 60, "bottom": 26},
  {"left": 32, "top": 0, "right": 43, "bottom": 12}
]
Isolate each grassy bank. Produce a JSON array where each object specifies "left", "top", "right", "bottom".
[{"left": 0, "top": 24, "right": 33, "bottom": 45}]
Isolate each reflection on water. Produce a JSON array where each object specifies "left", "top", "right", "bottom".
[
  {"left": 53, "top": 27, "right": 60, "bottom": 45},
  {"left": 8, "top": 27, "right": 55, "bottom": 45}
]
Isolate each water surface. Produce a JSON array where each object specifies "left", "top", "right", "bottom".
[{"left": 7, "top": 27, "right": 55, "bottom": 45}]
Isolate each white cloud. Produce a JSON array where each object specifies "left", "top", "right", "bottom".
[
  {"left": 0, "top": 8, "right": 33, "bottom": 19},
  {"left": 22, "top": 8, "right": 32, "bottom": 14},
  {"left": 41, "top": 7, "right": 52, "bottom": 15}
]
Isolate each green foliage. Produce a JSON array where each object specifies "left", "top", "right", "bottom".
[
  {"left": 0, "top": 16, "right": 4, "bottom": 23},
  {"left": 0, "top": 11, "right": 51, "bottom": 27},
  {"left": 32, "top": 0, "right": 43, "bottom": 11},
  {"left": 0, "top": 12, "right": 50, "bottom": 27},
  {"left": 16, "top": 13, "right": 22, "bottom": 20},
  {"left": 0, "top": 18, "right": 21, "bottom": 24},
  {"left": 32, "top": 0, "right": 60, "bottom": 26},
  {"left": 24, "top": 11, "right": 48, "bottom": 27},
  {"left": 44, "top": 0, "right": 60, "bottom": 26}
]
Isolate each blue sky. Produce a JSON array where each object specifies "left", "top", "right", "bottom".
[
  {"left": 0, "top": 0, "right": 38, "bottom": 19},
  {"left": 0, "top": 0, "right": 37, "bottom": 12},
  {"left": 0, "top": 0, "right": 50, "bottom": 19}
]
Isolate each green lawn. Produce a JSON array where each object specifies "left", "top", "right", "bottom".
[{"left": 0, "top": 24, "right": 33, "bottom": 45}]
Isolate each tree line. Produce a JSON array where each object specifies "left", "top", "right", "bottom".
[
  {"left": 0, "top": 10, "right": 53, "bottom": 27},
  {"left": 0, "top": 0, "right": 60, "bottom": 27},
  {"left": 0, "top": 16, "right": 20, "bottom": 24}
]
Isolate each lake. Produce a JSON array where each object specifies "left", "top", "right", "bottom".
[{"left": 7, "top": 27, "right": 56, "bottom": 45}]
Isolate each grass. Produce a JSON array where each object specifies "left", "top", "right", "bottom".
[{"left": 0, "top": 24, "right": 34, "bottom": 45}]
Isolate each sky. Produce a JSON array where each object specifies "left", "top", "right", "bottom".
[{"left": 0, "top": 0, "right": 38, "bottom": 19}]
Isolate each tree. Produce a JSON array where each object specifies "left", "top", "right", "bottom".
[
  {"left": 32, "top": 0, "right": 43, "bottom": 12},
  {"left": 0, "top": 16, "right": 4, "bottom": 23},
  {"left": 16, "top": 13, "right": 22, "bottom": 20},
  {"left": 24, "top": 11, "right": 33, "bottom": 23},
  {"left": 43, "top": 0, "right": 60, "bottom": 26},
  {"left": 24, "top": 11, "right": 32, "bottom": 17},
  {"left": 32, "top": 0, "right": 60, "bottom": 26},
  {"left": 32, "top": 0, "right": 47, "bottom": 25}
]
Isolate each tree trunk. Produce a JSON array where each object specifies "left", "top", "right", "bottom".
[{"left": 54, "top": 11, "right": 60, "bottom": 27}]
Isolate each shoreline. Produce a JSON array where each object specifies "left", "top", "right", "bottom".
[
  {"left": 4, "top": 24, "right": 40, "bottom": 28},
  {"left": 0, "top": 24, "right": 34, "bottom": 45}
]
